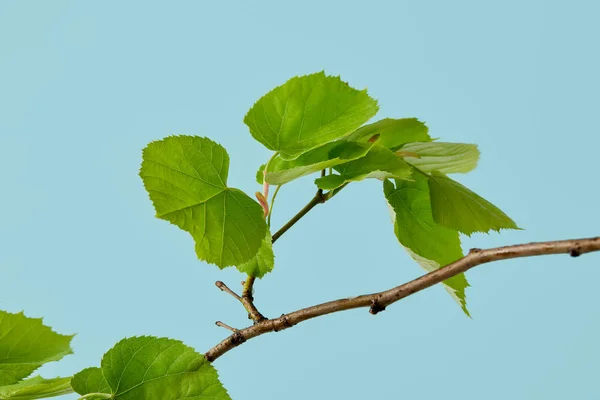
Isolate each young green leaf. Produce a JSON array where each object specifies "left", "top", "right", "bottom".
[
  {"left": 315, "top": 145, "right": 412, "bottom": 190},
  {"left": 236, "top": 232, "right": 275, "bottom": 278},
  {"left": 0, "top": 376, "right": 73, "bottom": 399},
  {"left": 140, "top": 135, "right": 268, "bottom": 268},
  {"left": 400, "top": 142, "right": 480, "bottom": 173},
  {"left": 70, "top": 368, "right": 110, "bottom": 398},
  {"left": 262, "top": 141, "right": 373, "bottom": 185},
  {"left": 73, "top": 337, "right": 231, "bottom": 400},
  {"left": 344, "top": 118, "right": 432, "bottom": 149},
  {"left": 244, "top": 72, "right": 379, "bottom": 160},
  {"left": 0, "top": 311, "right": 74, "bottom": 386},
  {"left": 383, "top": 175, "right": 470, "bottom": 315},
  {"left": 428, "top": 171, "right": 519, "bottom": 235}
]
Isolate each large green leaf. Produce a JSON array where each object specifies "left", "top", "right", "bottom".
[
  {"left": 315, "top": 145, "right": 412, "bottom": 190},
  {"left": 344, "top": 118, "right": 431, "bottom": 149},
  {"left": 0, "top": 376, "right": 73, "bottom": 399},
  {"left": 236, "top": 232, "right": 275, "bottom": 278},
  {"left": 244, "top": 72, "right": 379, "bottom": 160},
  {"left": 428, "top": 171, "right": 519, "bottom": 235},
  {"left": 140, "top": 135, "right": 268, "bottom": 268},
  {"left": 73, "top": 337, "right": 230, "bottom": 400},
  {"left": 0, "top": 311, "right": 73, "bottom": 386},
  {"left": 259, "top": 141, "right": 374, "bottom": 185},
  {"left": 400, "top": 142, "right": 479, "bottom": 173},
  {"left": 383, "top": 175, "right": 469, "bottom": 315}
]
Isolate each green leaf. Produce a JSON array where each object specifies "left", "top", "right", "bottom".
[
  {"left": 70, "top": 368, "right": 110, "bottom": 398},
  {"left": 344, "top": 118, "right": 431, "bottom": 149},
  {"left": 244, "top": 72, "right": 379, "bottom": 160},
  {"left": 400, "top": 142, "right": 480, "bottom": 173},
  {"left": 256, "top": 164, "right": 266, "bottom": 184},
  {"left": 140, "top": 135, "right": 268, "bottom": 268},
  {"left": 315, "top": 145, "right": 412, "bottom": 190},
  {"left": 428, "top": 171, "right": 519, "bottom": 235},
  {"left": 383, "top": 175, "right": 469, "bottom": 316},
  {"left": 0, "top": 311, "right": 73, "bottom": 386},
  {"left": 73, "top": 337, "right": 231, "bottom": 400},
  {"left": 263, "top": 141, "right": 373, "bottom": 185},
  {"left": 236, "top": 232, "right": 275, "bottom": 278},
  {"left": 0, "top": 376, "right": 73, "bottom": 399}
]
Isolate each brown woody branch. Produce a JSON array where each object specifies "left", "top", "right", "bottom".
[{"left": 204, "top": 236, "right": 600, "bottom": 362}]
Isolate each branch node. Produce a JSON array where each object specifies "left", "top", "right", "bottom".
[
  {"left": 369, "top": 299, "right": 386, "bottom": 315},
  {"left": 570, "top": 247, "right": 581, "bottom": 257},
  {"left": 469, "top": 247, "right": 482, "bottom": 254},
  {"left": 230, "top": 331, "right": 246, "bottom": 346}
]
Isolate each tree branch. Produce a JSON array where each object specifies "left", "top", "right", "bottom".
[{"left": 205, "top": 236, "right": 600, "bottom": 362}]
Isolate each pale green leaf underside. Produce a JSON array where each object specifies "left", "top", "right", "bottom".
[
  {"left": 428, "top": 171, "right": 519, "bottom": 235},
  {"left": 244, "top": 72, "right": 379, "bottom": 160},
  {"left": 401, "top": 142, "right": 480, "bottom": 173},
  {"left": 236, "top": 232, "right": 275, "bottom": 278},
  {"left": 345, "top": 118, "right": 431, "bottom": 149},
  {"left": 263, "top": 141, "right": 373, "bottom": 185},
  {"left": 383, "top": 175, "right": 469, "bottom": 315},
  {"left": 74, "top": 337, "right": 231, "bottom": 400},
  {"left": 140, "top": 135, "right": 267, "bottom": 268},
  {"left": 0, "top": 376, "right": 73, "bottom": 400},
  {"left": 315, "top": 145, "right": 412, "bottom": 190},
  {"left": 0, "top": 311, "right": 73, "bottom": 386},
  {"left": 0, "top": 376, "right": 73, "bottom": 399}
]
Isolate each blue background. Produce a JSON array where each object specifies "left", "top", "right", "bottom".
[{"left": 1, "top": 1, "right": 599, "bottom": 399}]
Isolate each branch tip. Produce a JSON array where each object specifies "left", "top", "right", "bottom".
[
  {"left": 215, "top": 321, "right": 238, "bottom": 332},
  {"left": 215, "top": 281, "right": 242, "bottom": 301}
]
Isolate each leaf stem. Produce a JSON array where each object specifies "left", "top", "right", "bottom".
[
  {"left": 272, "top": 183, "right": 347, "bottom": 244},
  {"left": 78, "top": 394, "right": 112, "bottom": 400},
  {"left": 267, "top": 185, "right": 282, "bottom": 228}
]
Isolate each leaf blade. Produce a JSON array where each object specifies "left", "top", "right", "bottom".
[
  {"left": 244, "top": 72, "right": 379, "bottom": 159},
  {"left": 428, "top": 171, "right": 519, "bottom": 235},
  {"left": 0, "top": 311, "right": 73, "bottom": 386},
  {"left": 140, "top": 136, "right": 267, "bottom": 268},
  {"left": 345, "top": 118, "right": 431, "bottom": 149},
  {"left": 383, "top": 175, "right": 470, "bottom": 315},
  {"left": 73, "top": 337, "right": 231, "bottom": 400},
  {"left": 400, "top": 142, "right": 480, "bottom": 173},
  {"left": 0, "top": 376, "right": 73, "bottom": 400}
]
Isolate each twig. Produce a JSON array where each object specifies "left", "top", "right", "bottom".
[
  {"left": 242, "top": 276, "right": 266, "bottom": 323},
  {"left": 215, "top": 281, "right": 241, "bottom": 301},
  {"left": 204, "top": 236, "right": 600, "bottom": 362},
  {"left": 215, "top": 321, "right": 238, "bottom": 332}
]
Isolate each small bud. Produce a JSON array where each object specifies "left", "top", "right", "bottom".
[{"left": 255, "top": 192, "right": 269, "bottom": 217}]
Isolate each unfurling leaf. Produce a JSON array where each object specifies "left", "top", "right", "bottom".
[
  {"left": 383, "top": 174, "right": 470, "bottom": 316},
  {"left": 140, "top": 136, "right": 267, "bottom": 268},
  {"left": 237, "top": 232, "right": 275, "bottom": 278},
  {"left": 345, "top": 118, "right": 431, "bottom": 149},
  {"left": 244, "top": 72, "right": 379, "bottom": 160},
  {"left": 315, "top": 145, "right": 412, "bottom": 190},
  {"left": 428, "top": 171, "right": 519, "bottom": 235},
  {"left": 262, "top": 141, "right": 373, "bottom": 185},
  {"left": 72, "top": 337, "right": 231, "bottom": 400},
  {"left": 0, "top": 310, "right": 74, "bottom": 386},
  {"left": 400, "top": 142, "right": 479, "bottom": 173}
]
